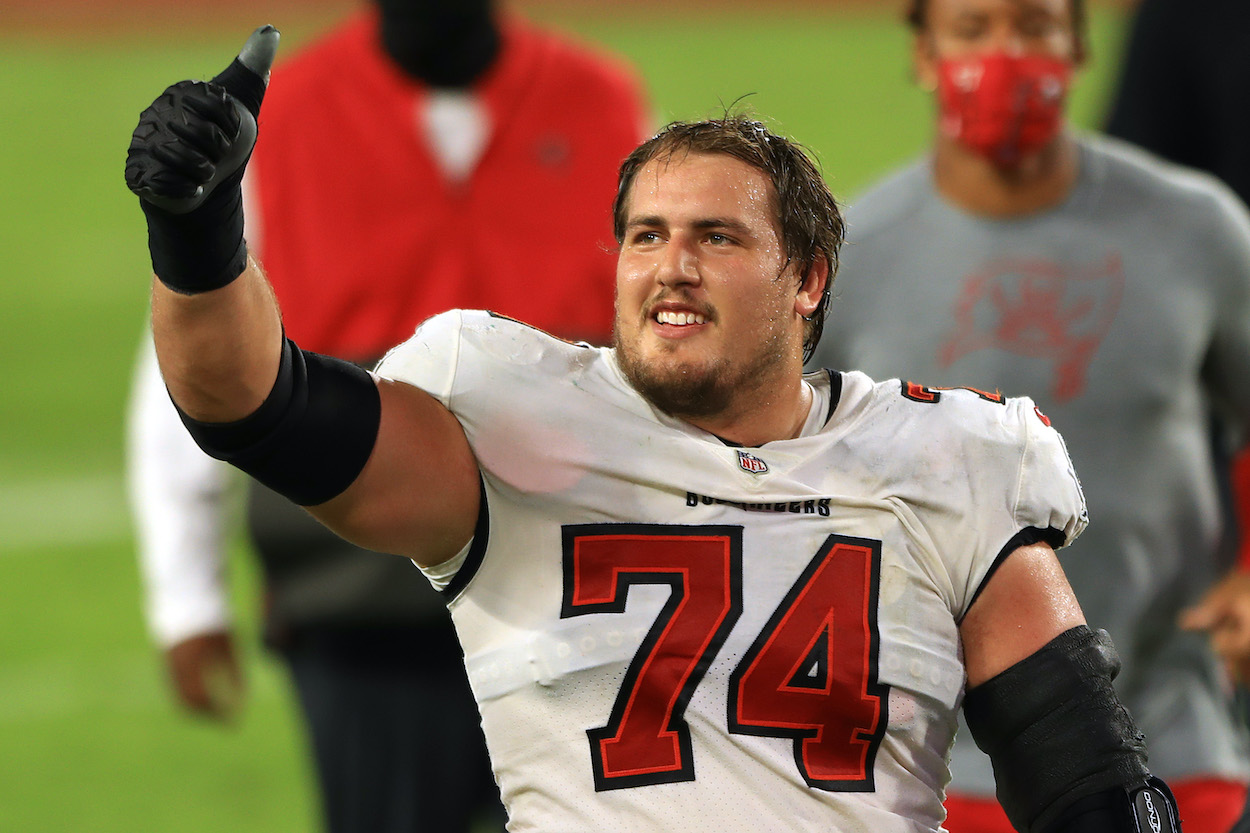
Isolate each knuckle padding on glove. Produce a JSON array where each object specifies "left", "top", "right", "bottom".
[
  {"left": 127, "top": 80, "right": 255, "bottom": 292},
  {"left": 175, "top": 338, "right": 382, "bottom": 507},
  {"left": 963, "top": 625, "right": 1154, "bottom": 833},
  {"left": 168, "top": 118, "right": 233, "bottom": 160},
  {"left": 127, "top": 82, "right": 242, "bottom": 200},
  {"left": 151, "top": 141, "right": 213, "bottom": 178}
]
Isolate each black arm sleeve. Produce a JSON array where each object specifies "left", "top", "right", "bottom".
[
  {"left": 175, "top": 338, "right": 381, "bottom": 506},
  {"left": 963, "top": 626, "right": 1179, "bottom": 833}
]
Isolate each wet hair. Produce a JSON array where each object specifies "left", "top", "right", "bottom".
[
  {"left": 905, "top": 0, "right": 1087, "bottom": 61},
  {"left": 612, "top": 115, "right": 844, "bottom": 364}
]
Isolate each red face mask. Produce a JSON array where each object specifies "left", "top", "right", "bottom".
[{"left": 935, "top": 52, "right": 1071, "bottom": 167}]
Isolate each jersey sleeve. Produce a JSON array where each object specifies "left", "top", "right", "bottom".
[
  {"left": 932, "top": 393, "right": 1088, "bottom": 621},
  {"left": 952, "top": 397, "right": 1088, "bottom": 620},
  {"left": 373, "top": 309, "right": 467, "bottom": 406},
  {"left": 1012, "top": 398, "right": 1088, "bottom": 549}
]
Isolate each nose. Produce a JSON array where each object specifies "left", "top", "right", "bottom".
[{"left": 655, "top": 236, "right": 700, "bottom": 289}]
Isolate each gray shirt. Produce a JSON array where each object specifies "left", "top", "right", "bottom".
[{"left": 810, "top": 133, "right": 1250, "bottom": 792}]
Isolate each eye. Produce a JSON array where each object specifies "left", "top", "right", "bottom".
[
  {"left": 954, "top": 24, "right": 986, "bottom": 41},
  {"left": 950, "top": 15, "right": 988, "bottom": 40},
  {"left": 706, "top": 232, "right": 735, "bottom": 246},
  {"left": 1018, "top": 14, "right": 1061, "bottom": 39},
  {"left": 630, "top": 230, "right": 662, "bottom": 245}
]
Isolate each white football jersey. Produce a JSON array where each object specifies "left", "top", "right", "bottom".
[{"left": 376, "top": 310, "right": 1087, "bottom": 833}]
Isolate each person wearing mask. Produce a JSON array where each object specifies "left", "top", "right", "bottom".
[{"left": 807, "top": 1, "right": 1250, "bottom": 831}]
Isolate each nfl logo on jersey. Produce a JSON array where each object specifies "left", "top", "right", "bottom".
[{"left": 736, "top": 450, "right": 768, "bottom": 475}]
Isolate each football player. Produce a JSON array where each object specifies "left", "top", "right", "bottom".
[{"left": 125, "top": 27, "right": 1179, "bottom": 832}]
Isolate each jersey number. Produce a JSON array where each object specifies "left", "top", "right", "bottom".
[{"left": 561, "top": 524, "right": 888, "bottom": 792}]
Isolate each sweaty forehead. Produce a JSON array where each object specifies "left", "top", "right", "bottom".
[{"left": 625, "top": 152, "right": 777, "bottom": 225}]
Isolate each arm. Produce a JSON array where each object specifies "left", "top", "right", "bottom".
[
  {"left": 1179, "top": 176, "right": 1250, "bottom": 685},
  {"left": 958, "top": 543, "right": 1179, "bottom": 833},
  {"left": 128, "top": 27, "right": 479, "bottom": 568},
  {"left": 959, "top": 541, "right": 1085, "bottom": 687},
  {"left": 127, "top": 337, "right": 243, "bottom": 717},
  {"left": 1179, "top": 568, "right": 1250, "bottom": 686},
  {"left": 151, "top": 256, "right": 282, "bottom": 423},
  {"left": 1177, "top": 450, "right": 1250, "bottom": 685},
  {"left": 127, "top": 336, "right": 237, "bottom": 647}
]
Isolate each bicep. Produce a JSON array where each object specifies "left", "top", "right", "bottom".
[
  {"left": 311, "top": 377, "right": 481, "bottom": 567},
  {"left": 959, "top": 542, "right": 1086, "bottom": 688}
]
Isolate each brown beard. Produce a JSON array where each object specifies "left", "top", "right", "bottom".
[
  {"left": 615, "top": 343, "right": 735, "bottom": 420},
  {"left": 613, "top": 321, "right": 790, "bottom": 422}
]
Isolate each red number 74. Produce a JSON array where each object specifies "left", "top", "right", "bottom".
[{"left": 561, "top": 524, "right": 889, "bottom": 793}]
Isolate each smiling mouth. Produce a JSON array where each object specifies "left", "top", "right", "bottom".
[{"left": 655, "top": 310, "right": 707, "bottom": 326}]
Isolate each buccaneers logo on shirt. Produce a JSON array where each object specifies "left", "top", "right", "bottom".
[{"left": 940, "top": 254, "right": 1124, "bottom": 402}]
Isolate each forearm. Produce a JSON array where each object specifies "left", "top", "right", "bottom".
[
  {"left": 127, "top": 342, "right": 237, "bottom": 645},
  {"left": 127, "top": 26, "right": 281, "bottom": 422},
  {"left": 151, "top": 255, "right": 283, "bottom": 423},
  {"left": 961, "top": 545, "right": 1178, "bottom": 832},
  {"left": 126, "top": 26, "right": 477, "bottom": 564}
]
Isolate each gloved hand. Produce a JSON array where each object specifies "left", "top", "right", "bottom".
[{"left": 125, "top": 25, "right": 279, "bottom": 293}]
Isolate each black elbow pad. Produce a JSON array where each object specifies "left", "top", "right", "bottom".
[
  {"left": 963, "top": 626, "right": 1179, "bottom": 833},
  {"left": 175, "top": 338, "right": 381, "bottom": 506}
]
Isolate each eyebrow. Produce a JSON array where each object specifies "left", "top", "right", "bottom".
[{"left": 626, "top": 216, "right": 758, "bottom": 238}]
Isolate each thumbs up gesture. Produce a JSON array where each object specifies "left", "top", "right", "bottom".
[{"left": 126, "top": 26, "right": 280, "bottom": 293}]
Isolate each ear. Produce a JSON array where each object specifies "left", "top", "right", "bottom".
[
  {"left": 912, "top": 32, "right": 939, "bottom": 92},
  {"left": 795, "top": 255, "right": 829, "bottom": 319}
]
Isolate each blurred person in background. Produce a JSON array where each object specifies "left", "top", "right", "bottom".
[
  {"left": 126, "top": 2, "right": 649, "bottom": 831},
  {"left": 807, "top": 0, "right": 1250, "bottom": 831},
  {"left": 1107, "top": 5, "right": 1250, "bottom": 830}
]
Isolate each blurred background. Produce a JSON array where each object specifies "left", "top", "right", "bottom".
[{"left": 0, "top": 1, "right": 1131, "bottom": 830}]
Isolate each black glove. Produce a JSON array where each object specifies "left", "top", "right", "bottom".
[{"left": 125, "top": 25, "right": 279, "bottom": 294}]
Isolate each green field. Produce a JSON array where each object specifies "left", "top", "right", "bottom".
[{"left": 0, "top": 5, "right": 1130, "bottom": 830}]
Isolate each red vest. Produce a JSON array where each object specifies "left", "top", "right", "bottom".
[{"left": 249, "top": 13, "right": 649, "bottom": 358}]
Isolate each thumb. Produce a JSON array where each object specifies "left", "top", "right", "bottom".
[{"left": 210, "top": 24, "right": 280, "bottom": 119}]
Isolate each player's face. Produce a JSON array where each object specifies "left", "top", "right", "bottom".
[
  {"left": 613, "top": 152, "right": 816, "bottom": 421},
  {"left": 914, "top": 0, "right": 1078, "bottom": 80}
]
